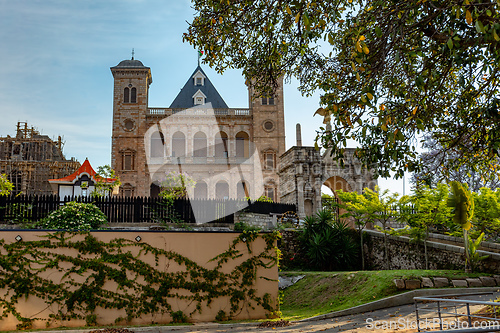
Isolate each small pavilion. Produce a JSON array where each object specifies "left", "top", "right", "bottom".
[{"left": 48, "top": 159, "right": 117, "bottom": 197}]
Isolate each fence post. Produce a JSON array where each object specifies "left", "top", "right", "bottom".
[
  {"left": 0, "top": 195, "right": 6, "bottom": 223},
  {"left": 32, "top": 195, "right": 39, "bottom": 222},
  {"left": 134, "top": 197, "right": 142, "bottom": 223}
]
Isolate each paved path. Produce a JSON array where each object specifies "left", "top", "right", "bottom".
[{"left": 124, "top": 291, "right": 500, "bottom": 333}]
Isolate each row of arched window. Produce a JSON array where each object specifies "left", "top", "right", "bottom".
[
  {"left": 121, "top": 179, "right": 277, "bottom": 201},
  {"left": 150, "top": 131, "right": 253, "bottom": 159}
]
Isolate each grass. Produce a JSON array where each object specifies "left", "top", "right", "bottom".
[{"left": 280, "top": 269, "right": 493, "bottom": 320}]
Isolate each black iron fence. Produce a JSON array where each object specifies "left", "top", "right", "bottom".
[{"left": 0, "top": 195, "right": 296, "bottom": 224}]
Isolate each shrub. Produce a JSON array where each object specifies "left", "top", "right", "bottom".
[
  {"left": 215, "top": 310, "right": 228, "bottom": 322},
  {"left": 37, "top": 202, "right": 108, "bottom": 230},
  {"left": 171, "top": 310, "right": 188, "bottom": 323},
  {"left": 234, "top": 222, "right": 261, "bottom": 232},
  {"left": 300, "top": 209, "right": 359, "bottom": 271}
]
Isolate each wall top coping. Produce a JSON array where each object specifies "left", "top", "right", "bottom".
[
  {"left": 0, "top": 228, "right": 275, "bottom": 234},
  {"left": 364, "top": 229, "right": 500, "bottom": 260}
]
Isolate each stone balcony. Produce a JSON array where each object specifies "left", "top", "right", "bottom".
[{"left": 147, "top": 107, "right": 251, "bottom": 117}]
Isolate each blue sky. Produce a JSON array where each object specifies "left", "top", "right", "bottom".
[{"left": 0, "top": 0, "right": 409, "bottom": 194}]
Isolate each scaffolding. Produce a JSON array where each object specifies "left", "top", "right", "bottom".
[{"left": 0, "top": 122, "right": 80, "bottom": 195}]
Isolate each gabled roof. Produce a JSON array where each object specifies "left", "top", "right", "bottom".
[
  {"left": 169, "top": 66, "right": 228, "bottom": 109},
  {"left": 49, "top": 159, "right": 114, "bottom": 184}
]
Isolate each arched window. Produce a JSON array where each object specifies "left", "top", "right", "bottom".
[
  {"left": 193, "top": 131, "right": 207, "bottom": 157},
  {"left": 235, "top": 131, "right": 249, "bottom": 158},
  {"left": 263, "top": 150, "right": 276, "bottom": 170},
  {"left": 124, "top": 87, "right": 130, "bottom": 103},
  {"left": 304, "top": 199, "right": 313, "bottom": 217},
  {"left": 150, "top": 182, "right": 161, "bottom": 198},
  {"left": 150, "top": 132, "right": 164, "bottom": 157},
  {"left": 216, "top": 181, "right": 229, "bottom": 200},
  {"left": 121, "top": 183, "right": 135, "bottom": 198},
  {"left": 237, "top": 181, "right": 249, "bottom": 199},
  {"left": 194, "top": 181, "right": 208, "bottom": 199},
  {"left": 172, "top": 132, "right": 186, "bottom": 157},
  {"left": 131, "top": 87, "right": 137, "bottom": 103},
  {"left": 215, "top": 131, "right": 228, "bottom": 158}
]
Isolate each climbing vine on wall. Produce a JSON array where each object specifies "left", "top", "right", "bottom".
[{"left": 0, "top": 231, "right": 280, "bottom": 329}]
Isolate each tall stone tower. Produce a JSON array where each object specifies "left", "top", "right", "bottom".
[
  {"left": 248, "top": 78, "right": 286, "bottom": 200},
  {"left": 110, "top": 57, "right": 152, "bottom": 197}
]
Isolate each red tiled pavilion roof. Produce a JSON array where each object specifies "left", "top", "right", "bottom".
[{"left": 49, "top": 159, "right": 114, "bottom": 183}]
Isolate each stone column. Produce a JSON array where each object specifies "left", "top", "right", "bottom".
[
  {"left": 314, "top": 177, "right": 323, "bottom": 213},
  {"left": 296, "top": 123, "right": 302, "bottom": 147},
  {"left": 297, "top": 176, "right": 305, "bottom": 219}
]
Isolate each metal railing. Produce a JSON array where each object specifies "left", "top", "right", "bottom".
[{"left": 414, "top": 293, "right": 500, "bottom": 332}]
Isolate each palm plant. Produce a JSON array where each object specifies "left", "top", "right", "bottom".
[{"left": 301, "top": 209, "right": 358, "bottom": 271}]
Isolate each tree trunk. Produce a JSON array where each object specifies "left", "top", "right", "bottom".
[
  {"left": 360, "top": 226, "right": 365, "bottom": 270},
  {"left": 464, "top": 228, "right": 471, "bottom": 273},
  {"left": 383, "top": 222, "right": 389, "bottom": 269},
  {"left": 424, "top": 228, "right": 429, "bottom": 270}
]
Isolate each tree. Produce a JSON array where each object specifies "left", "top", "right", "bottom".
[
  {"left": 411, "top": 135, "right": 500, "bottom": 191},
  {"left": 472, "top": 187, "right": 500, "bottom": 239},
  {"left": 93, "top": 165, "right": 121, "bottom": 198},
  {"left": 336, "top": 189, "right": 369, "bottom": 270},
  {"left": 447, "top": 181, "right": 475, "bottom": 272},
  {"left": 398, "top": 183, "right": 452, "bottom": 269},
  {"left": 363, "top": 187, "right": 399, "bottom": 269},
  {"left": 185, "top": 0, "right": 500, "bottom": 179},
  {"left": 0, "top": 174, "right": 13, "bottom": 196},
  {"left": 159, "top": 172, "right": 196, "bottom": 199}
]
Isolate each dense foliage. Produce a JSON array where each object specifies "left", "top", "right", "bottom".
[
  {"left": 185, "top": 0, "right": 500, "bottom": 179},
  {"left": 93, "top": 165, "right": 121, "bottom": 198},
  {"left": 0, "top": 174, "right": 13, "bottom": 196},
  {"left": 411, "top": 136, "right": 500, "bottom": 191},
  {"left": 398, "top": 183, "right": 452, "bottom": 269},
  {"left": 300, "top": 209, "right": 358, "bottom": 271},
  {"left": 36, "top": 202, "right": 108, "bottom": 230},
  {"left": 159, "top": 171, "right": 196, "bottom": 199},
  {"left": 0, "top": 231, "right": 279, "bottom": 329}
]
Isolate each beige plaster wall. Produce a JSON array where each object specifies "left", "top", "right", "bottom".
[{"left": 0, "top": 231, "right": 278, "bottom": 330}]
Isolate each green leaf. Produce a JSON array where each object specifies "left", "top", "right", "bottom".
[
  {"left": 476, "top": 20, "right": 485, "bottom": 34},
  {"left": 493, "top": 29, "right": 500, "bottom": 41},
  {"left": 447, "top": 38, "right": 453, "bottom": 50},
  {"left": 328, "top": 33, "right": 334, "bottom": 45}
]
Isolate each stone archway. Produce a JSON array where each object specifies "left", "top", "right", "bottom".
[
  {"left": 323, "top": 175, "right": 353, "bottom": 195},
  {"left": 278, "top": 146, "right": 377, "bottom": 219},
  {"left": 322, "top": 175, "right": 356, "bottom": 227}
]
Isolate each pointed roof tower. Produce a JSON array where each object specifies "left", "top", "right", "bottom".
[{"left": 169, "top": 66, "right": 228, "bottom": 109}]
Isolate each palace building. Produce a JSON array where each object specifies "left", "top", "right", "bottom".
[{"left": 110, "top": 57, "right": 285, "bottom": 200}]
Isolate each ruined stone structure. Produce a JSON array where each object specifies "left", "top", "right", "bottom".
[
  {"left": 110, "top": 57, "right": 285, "bottom": 199},
  {"left": 279, "top": 125, "right": 377, "bottom": 218},
  {"left": 0, "top": 122, "right": 80, "bottom": 195}
]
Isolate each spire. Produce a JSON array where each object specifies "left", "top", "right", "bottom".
[{"left": 131, "top": 48, "right": 135, "bottom": 60}]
